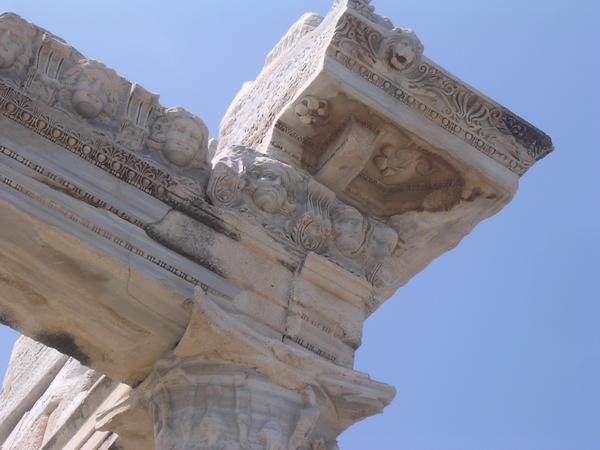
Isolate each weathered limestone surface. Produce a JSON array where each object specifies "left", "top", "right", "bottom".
[
  {"left": 0, "top": 1, "right": 552, "bottom": 448},
  {"left": 0, "top": 337, "right": 122, "bottom": 449}
]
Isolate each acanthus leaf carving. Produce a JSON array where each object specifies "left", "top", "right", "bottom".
[
  {"left": 332, "top": 13, "right": 382, "bottom": 67},
  {"left": 328, "top": 11, "right": 552, "bottom": 174},
  {"left": 208, "top": 146, "right": 401, "bottom": 293},
  {"left": 288, "top": 386, "right": 321, "bottom": 450},
  {"left": 258, "top": 418, "right": 287, "bottom": 450},
  {"left": 334, "top": 0, "right": 394, "bottom": 30}
]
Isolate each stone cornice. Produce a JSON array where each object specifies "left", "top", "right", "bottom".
[{"left": 327, "top": 6, "right": 553, "bottom": 176}]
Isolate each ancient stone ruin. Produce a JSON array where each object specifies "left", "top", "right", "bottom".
[{"left": 0, "top": 1, "right": 552, "bottom": 449}]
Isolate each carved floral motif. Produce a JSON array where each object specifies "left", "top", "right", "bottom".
[
  {"left": 294, "top": 96, "right": 329, "bottom": 125},
  {"left": 334, "top": 0, "right": 393, "bottom": 30},
  {"left": 332, "top": 13, "right": 382, "bottom": 66},
  {"left": 328, "top": 11, "right": 553, "bottom": 174},
  {"left": 373, "top": 144, "right": 434, "bottom": 178}
]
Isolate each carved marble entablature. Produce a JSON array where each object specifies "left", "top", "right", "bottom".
[
  {"left": 274, "top": 94, "right": 468, "bottom": 221},
  {"left": 218, "top": 1, "right": 552, "bottom": 179},
  {"left": 207, "top": 143, "right": 508, "bottom": 311},
  {"left": 333, "top": 0, "right": 393, "bottom": 30},
  {"left": 0, "top": 13, "right": 37, "bottom": 84},
  {"left": 0, "top": 12, "right": 210, "bottom": 175},
  {"left": 148, "top": 106, "right": 209, "bottom": 169},
  {"left": 208, "top": 146, "right": 400, "bottom": 292},
  {"left": 327, "top": 12, "right": 553, "bottom": 174},
  {"left": 56, "top": 59, "right": 124, "bottom": 123}
]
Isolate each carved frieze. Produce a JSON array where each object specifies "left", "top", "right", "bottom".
[
  {"left": 0, "top": 5, "right": 553, "bottom": 447},
  {"left": 349, "top": 134, "right": 465, "bottom": 217},
  {"left": 208, "top": 146, "right": 399, "bottom": 292},
  {"left": 0, "top": 13, "right": 37, "bottom": 85},
  {"left": 56, "top": 59, "right": 123, "bottom": 123},
  {"left": 327, "top": 10, "right": 553, "bottom": 174},
  {"left": 148, "top": 106, "right": 209, "bottom": 169},
  {"left": 334, "top": 0, "right": 394, "bottom": 30},
  {"left": 116, "top": 83, "right": 159, "bottom": 152},
  {"left": 0, "top": 13, "right": 210, "bottom": 176},
  {"left": 24, "top": 33, "right": 75, "bottom": 105},
  {"left": 378, "top": 28, "right": 423, "bottom": 73}
]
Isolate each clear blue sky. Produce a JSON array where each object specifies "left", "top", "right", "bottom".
[{"left": 1, "top": 1, "right": 598, "bottom": 449}]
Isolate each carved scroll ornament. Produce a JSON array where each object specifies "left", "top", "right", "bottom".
[{"left": 329, "top": 9, "right": 552, "bottom": 174}]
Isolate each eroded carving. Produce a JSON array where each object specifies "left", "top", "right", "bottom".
[
  {"left": 311, "top": 438, "right": 340, "bottom": 450},
  {"left": 380, "top": 28, "right": 423, "bottom": 73},
  {"left": 294, "top": 96, "right": 329, "bottom": 125},
  {"left": 58, "top": 59, "right": 122, "bottom": 121},
  {"left": 250, "top": 156, "right": 298, "bottom": 214},
  {"left": 209, "top": 146, "right": 401, "bottom": 290},
  {"left": 0, "top": 13, "right": 36, "bottom": 82},
  {"left": 149, "top": 106, "right": 209, "bottom": 169},
  {"left": 116, "top": 83, "right": 159, "bottom": 152},
  {"left": 334, "top": 0, "right": 394, "bottom": 30},
  {"left": 0, "top": 6, "right": 552, "bottom": 448},
  {"left": 265, "top": 13, "right": 324, "bottom": 68},
  {"left": 332, "top": 13, "right": 382, "bottom": 66},
  {"left": 259, "top": 418, "right": 286, "bottom": 450},
  {"left": 331, "top": 203, "right": 366, "bottom": 258},
  {"left": 0, "top": 13, "right": 213, "bottom": 177},
  {"left": 24, "top": 33, "right": 74, "bottom": 105},
  {"left": 373, "top": 144, "right": 434, "bottom": 179},
  {"left": 293, "top": 187, "right": 334, "bottom": 253},
  {"left": 328, "top": 11, "right": 553, "bottom": 174},
  {"left": 365, "top": 222, "right": 398, "bottom": 290},
  {"left": 288, "top": 387, "right": 320, "bottom": 450},
  {"left": 133, "top": 289, "right": 394, "bottom": 448},
  {"left": 198, "top": 385, "right": 228, "bottom": 448}
]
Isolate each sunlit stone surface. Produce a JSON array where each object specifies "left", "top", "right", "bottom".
[{"left": 0, "top": 1, "right": 551, "bottom": 448}]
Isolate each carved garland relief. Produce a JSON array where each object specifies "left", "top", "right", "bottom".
[{"left": 208, "top": 146, "right": 399, "bottom": 292}]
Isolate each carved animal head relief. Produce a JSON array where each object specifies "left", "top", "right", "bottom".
[
  {"left": 149, "top": 107, "right": 209, "bottom": 169},
  {"left": 380, "top": 28, "right": 423, "bottom": 73},
  {"left": 0, "top": 13, "right": 36, "bottom": 80},
  {"left": 59, "top": 59, "right": 121, "bottom": 121}
]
